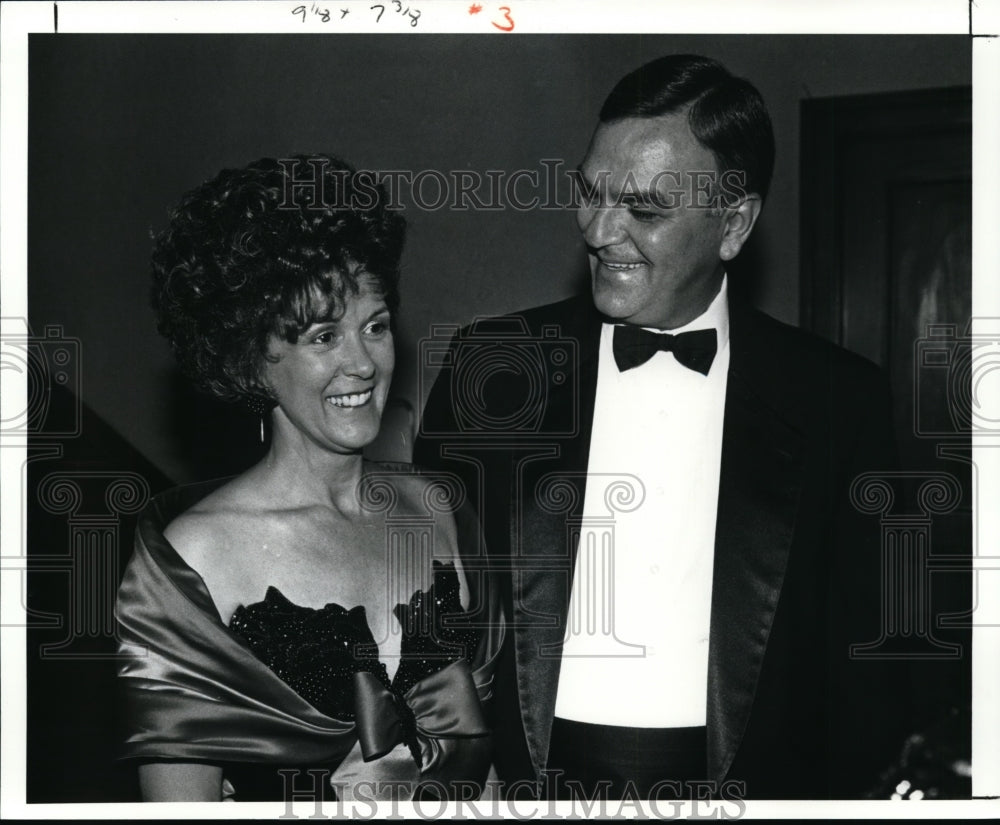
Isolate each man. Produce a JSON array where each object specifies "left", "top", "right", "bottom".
[{"left": 414, "top": 54, "right": 905, "bottom": 800}]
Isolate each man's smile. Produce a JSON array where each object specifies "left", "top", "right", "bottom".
[{"left": 599, "top": 260, "right": 645, "bottom": 271}]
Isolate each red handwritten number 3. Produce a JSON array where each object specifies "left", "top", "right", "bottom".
[{"left": 491, "top": 6, "right": 514, "bottom": 32}]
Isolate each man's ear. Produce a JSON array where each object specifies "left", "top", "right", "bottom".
[{"left": 719, "top": 194, "right": 762, "bottom": 261}]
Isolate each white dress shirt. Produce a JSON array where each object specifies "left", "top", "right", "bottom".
[{"left": 553, "top": 277, "right": 731, "bottom": 727}]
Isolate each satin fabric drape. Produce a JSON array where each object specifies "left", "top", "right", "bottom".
[{"left": 116, "top": 477, "right": 503, "bottom": 798}]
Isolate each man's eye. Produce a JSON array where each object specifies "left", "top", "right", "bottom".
[{"left": 628, "top": 206, "right": 660, "bottom": 222}]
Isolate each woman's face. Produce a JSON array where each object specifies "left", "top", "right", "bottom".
[{"left": 263, "top": 275, "right": 394, "bottom": 457}]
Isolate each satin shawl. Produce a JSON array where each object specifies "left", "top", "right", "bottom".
[{"left": 116, "top": 477, "right": 503, "bottom": 792}]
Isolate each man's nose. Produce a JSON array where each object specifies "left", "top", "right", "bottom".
[{"left": 578, "top": 203, "right": 624, "bottom": 249}]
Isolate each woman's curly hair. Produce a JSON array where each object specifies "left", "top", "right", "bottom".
[{"left": 151, "top": 155, "right": 406, "bottom": 404}]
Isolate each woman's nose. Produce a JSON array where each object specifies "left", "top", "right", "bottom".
[{"left": 340, "top": 334, "right": 376, "bottom": 378}]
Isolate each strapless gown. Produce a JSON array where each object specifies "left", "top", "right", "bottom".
[{"left": 116, "top": 476, "right": 503, "bottom": 801}]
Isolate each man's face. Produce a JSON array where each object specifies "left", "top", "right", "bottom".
[{"left": 576, "top": 112, "right": 731, "bottom": 329}]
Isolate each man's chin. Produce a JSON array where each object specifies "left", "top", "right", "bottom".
[{"left": 591, "top": 284, "right": 644, "bottom": 324}]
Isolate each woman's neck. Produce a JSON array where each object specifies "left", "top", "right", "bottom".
[{"left": 251, "top": 432, "right": 371, "bottom": 516}]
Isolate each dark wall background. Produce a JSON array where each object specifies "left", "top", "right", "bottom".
[
  {"left": 28, "top": 34, "right": 970, "bottom": 484},
  {"left": 23, "top": 33, "right": 973, "bottom": 804}
]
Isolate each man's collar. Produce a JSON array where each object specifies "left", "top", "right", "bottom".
[{"left": 631, "top": 274, "right": 731, "bottom": 352}]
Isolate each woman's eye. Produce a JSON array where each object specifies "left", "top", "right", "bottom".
[
  {"left": 365, "top": 320, "right": 390, "bottom": 336},
  {"left": 311, "top": 330, "right": 336, "bottom": 345}
]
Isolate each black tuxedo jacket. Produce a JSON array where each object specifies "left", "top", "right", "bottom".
[{"left": 414, "top": 294, "right": 908, "bottom": 799}]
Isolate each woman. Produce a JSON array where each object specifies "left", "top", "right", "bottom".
[{"left": 116, "top": 155, "right": 501, "bottom": 802}]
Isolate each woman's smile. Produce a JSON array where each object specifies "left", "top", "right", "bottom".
[{"left": 325, "top": 388, "right": 374, "bottom": 408}]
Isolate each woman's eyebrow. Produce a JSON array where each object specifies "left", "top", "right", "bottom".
[{"left": 364, "top": 305, "right": 390, "bottom": 323}]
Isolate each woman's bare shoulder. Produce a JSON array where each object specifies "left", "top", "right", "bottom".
[
  {"left": 161, "top": 475, "right": 281, "bottom": 621},
  {"left": 163, "top": 476, "right": 265, "bottom": 567}
]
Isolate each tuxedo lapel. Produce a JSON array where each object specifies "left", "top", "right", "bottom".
[
  {"left": 509, "top": 298, "right": 602, "bottom": 776},
  {"left": 505, "top": 297, "right": 806, "bottom": 782},
  {"left": 707, "top": 305, "right": 806, "bottom": 785}
]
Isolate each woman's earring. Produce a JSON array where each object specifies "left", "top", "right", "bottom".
[{"left": 246, "top": 396, "right": 268, "bottom": 444}]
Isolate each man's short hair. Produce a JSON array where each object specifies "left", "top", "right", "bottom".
[{"left": 600, "top": 54, "right": 776, "bottom": 202}]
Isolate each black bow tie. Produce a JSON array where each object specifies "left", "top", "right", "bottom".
[{"left": 612, "top": 325, "right": 718, "bottom": 375}]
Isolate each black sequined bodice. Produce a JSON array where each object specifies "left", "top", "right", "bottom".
[{"left": 228, "top": 561, "right": 480, "bottom": 721}]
